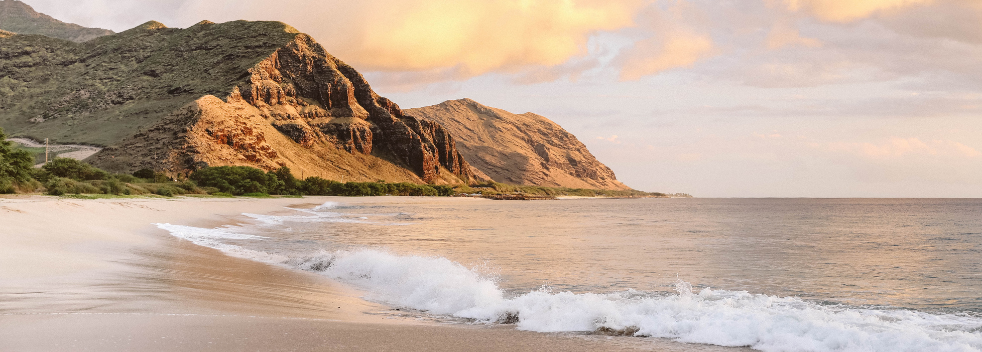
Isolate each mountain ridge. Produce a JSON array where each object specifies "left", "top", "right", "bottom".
[
  {"left": 1, "top": 19, "right": 476, "bottom": 184},
  {"left": 406, "top": 99, "right": 630, "bottom": 190},
  {"left": 0, "top": 0, "right": 113, "bottom": 42}
]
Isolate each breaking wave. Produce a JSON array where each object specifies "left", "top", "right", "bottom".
[{"left": 287, "top": 249, "right": 982, "bottom": 352}]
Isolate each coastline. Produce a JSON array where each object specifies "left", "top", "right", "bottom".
[{"left": 0, "top": 195, "right": 735, "bottom": 352}]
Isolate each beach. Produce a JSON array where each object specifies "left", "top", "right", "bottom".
[
  {"left": 5, "top": 196, "right": 979, "bottom": 352},
  {"left": 0, "top": 196, "right": 716, "bottom": 352}
]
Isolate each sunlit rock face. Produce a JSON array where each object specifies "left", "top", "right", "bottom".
[
  {"left": 0, "top": 17, "right": 475, "bottom": 184},
  {"left": 407, "top": 99, "right": 631, "bottom": 190}
]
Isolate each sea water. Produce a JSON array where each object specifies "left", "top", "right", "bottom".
[{"left": 157, "top": 198, "right": 982, "bottom": 352}]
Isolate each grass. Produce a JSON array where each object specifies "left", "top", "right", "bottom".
[
  {"left": 458, "top": 182, "right": 668, "bottom": 198},
  {"left": 60, "top": 194, "right": 156, "bottom": 199},
  {"left": 240, "top": 192, "right": 272, "bottom": 198}
]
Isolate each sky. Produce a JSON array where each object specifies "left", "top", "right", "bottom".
[{"left": 24, "top": 0, "right": 982, "bottom": 197}]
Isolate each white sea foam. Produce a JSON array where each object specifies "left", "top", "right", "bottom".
[
  {"left": 244, "top": 202, "right": 363, "bottom": 225},
  {"left": 290, "top": 249, "right": 982, "bottom": 352},
  {"left": 155, "top": 223, "right": 286, "bottom": 263}
]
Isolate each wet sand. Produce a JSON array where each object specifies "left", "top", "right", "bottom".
[{"left": 0, "top": 196, "right": 746, "bottom": 352}]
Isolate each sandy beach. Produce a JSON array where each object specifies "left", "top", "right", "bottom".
[{"left": 0, "top": 196, "right": 733, "bottom": 352}]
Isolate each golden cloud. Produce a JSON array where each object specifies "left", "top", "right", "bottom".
[
  {"left": 615, "top": 2, "right": 716, "bottom": 81},
  {"left": 193, "top": 0, "right": 645, "bottom": 76},
  {"left": 618, "top": 32, "right": 715, "bottom": 81},
  {"left": 780, "top": 0, "right": 936, "bottom": 22}
]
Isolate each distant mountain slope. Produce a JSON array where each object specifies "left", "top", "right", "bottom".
[
  {"left": 0, "top": 20, "right": 475, "bottom": 184},
  {"left": 0, "top": 0, "right": 112, "bottom": 42},
  {"left": 406, "top": 99, "right": 630, "bottom": 190}
]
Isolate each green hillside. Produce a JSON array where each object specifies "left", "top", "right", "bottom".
[{"left": 0, "top": 20, "right": 302, "bottom": 146}]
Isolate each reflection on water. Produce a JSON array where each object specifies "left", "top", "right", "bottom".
[{"left": 261, "top": 198, "right": 982, "bottom": 312}]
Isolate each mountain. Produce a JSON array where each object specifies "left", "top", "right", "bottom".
[
  {"left": 0, "top": 20, "right": 475, "bottom": 184},
  {"left": 406, "top": 99, "right": 630, "bottom": 190},
  {"left": 0, "top": 0, "right": 113, "bottom": 42}
]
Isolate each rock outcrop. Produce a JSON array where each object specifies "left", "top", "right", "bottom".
[
  {"left": 407, "top": 99, "right": 630, "bottom": 190},
  {"left": 0, "top": 0, "right": 113, "bottom": 42},
  {"left": 1, "top": 19, "right": 475, "bottom": 184}
]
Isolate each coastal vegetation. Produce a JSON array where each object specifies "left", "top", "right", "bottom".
[
  {"left": 2, "top": 127, "right": 673, "bottom": 198},
  {"left": 0, "top": 126, "right": 36, "bottom": 193}
]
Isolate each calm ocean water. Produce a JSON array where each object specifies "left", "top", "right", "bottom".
[{"left": 158, "top": 198, "right": 982, "bottom": 351}]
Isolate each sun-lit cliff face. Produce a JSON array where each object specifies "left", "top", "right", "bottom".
[
  {"left": 1, "top": 19, "right": 476, "bottom": 184},
  {"left": 407, "top": 99, "right": 631, "bottom": 190}
]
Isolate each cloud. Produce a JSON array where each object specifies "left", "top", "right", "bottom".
[
  {"left": 175, "top": 0, "right": 645, "bottom": 77},
  {"left": 778, "top": 0, "right": 936, "bottom": 22},
  {"left": 597, "top": 135, "right": 622, "bottom": 144},
  {"left": 766, "top": 22, "right": 822, "bottom": 49},
  {"left": 615, "top": 2, "right": 717, "bottom": 81},
  {"left": 827, "top": 137, "right": 981, "bottom": 159},
  {"left": 618, "top": 31, "right": 715, "bottom": 80}
]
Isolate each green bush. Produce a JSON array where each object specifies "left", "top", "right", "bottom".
[
  {"left": 154, "top": 186, "right": 175, "bottom": 197},
  {"left": 42, "top": 158, "right": 108, "bottom": 181},
  {"left": 190, "top": 166, "right": 280, "bottom": 196},
  {"left": 0, "top": 127, "right": 35, "bottom": 193},
  {"left": 152, "top": 172, "right": 171, "bottom": 183},
  {"left": 133, "top": 169, "right": 155, "bottom": 179},
  {"left": 175, "top": 180, "right": 197, "bottom": 192},
  {"left": 99, "top": 178, "right": 126, "bottom": 195},
  {"left": 299, "top": 177, "right": 341, "bottom": 196},
  {"left": 270, "top": 167, "right": 299, "bottom": 195},
  {"left": 0, "top": 178, "right": 12, "bottom": 194},
  {"left": 113, "top": 174, "right": 139, "bottom": 183},
  {"left": 44, "top": 177, "right": 100, "bottom": 196}
]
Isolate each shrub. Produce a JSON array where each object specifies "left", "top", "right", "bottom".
[
  {"left": 0, "top": 178, "right": 12, "bottom": 194},
  {"left": 175, "top": 180, "right": 198, "bottom": 192},
  {"left": 113, "top": 174, "right": 139, "bottom": 183},
  {"left": 133, "top": 169, "right": 155, "bottom": 179},
  {"left": 270, "top": 167, "right": 299, "bottom": 195},
  {"left": 152, "top": 172, "right": 171, "bottom": 183},
  {"left": 44, "top": 177, "right": 100, "bottom": 196},
  {"left": 154, "top": 186, "right": 175, "bottom": 197},
  {"left": 433, "top": 185, "right": 455, "bottom": 197},
  {"left": 190, "top": 166, "right": 278, "bottom": 196},
  {"left": 299, "top": 177, "right": 341, "bottom": 196},
  {"left": 0, "top": 127, "right": 34, "bottom": 193},
  {"left": 100, "top": 178, "right": 126, "bottom": 195},
  {"left": 42, "top": 158, "right": 108, "bottom": 181}
]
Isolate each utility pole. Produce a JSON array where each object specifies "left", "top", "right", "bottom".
[{"left": 44, "top": 138, "right": 49, "bottom": 164}]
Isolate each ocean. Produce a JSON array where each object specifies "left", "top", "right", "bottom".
[{"left": 157, "top": 198, "right": 982, "bottom": 352}]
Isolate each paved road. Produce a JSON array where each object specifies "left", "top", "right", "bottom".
[{"left": 8, "top": 138, "right": 102, "bottom": 162}]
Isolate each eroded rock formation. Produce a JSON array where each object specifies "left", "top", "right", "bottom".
[{"left": 407, "top": 99, "right": 630, "bottom": 190}]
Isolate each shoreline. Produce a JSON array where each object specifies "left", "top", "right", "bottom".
[{"left": 0, "top": 196, "right": 735, "bottom": 352}]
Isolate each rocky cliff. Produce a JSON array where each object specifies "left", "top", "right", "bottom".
[
  {"left": 0, "top": 0, "right": 112, "bottom": 42},
  {"left": 407, "top": 99, "right": 630, "bottom": 190},
  {"left": 0, "top": 20, "right": 475, "bottom": 184}
]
